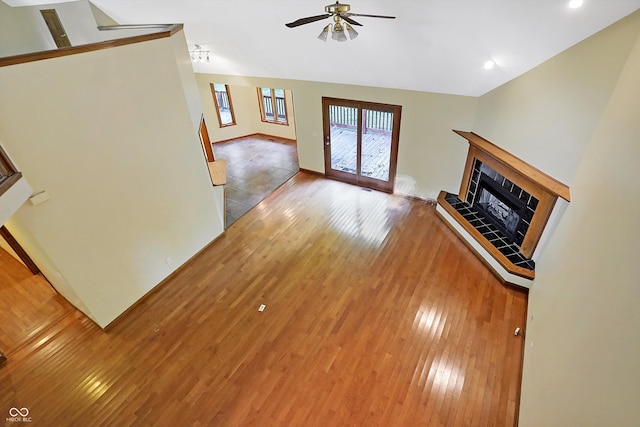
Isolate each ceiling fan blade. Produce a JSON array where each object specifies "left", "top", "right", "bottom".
[
  {"left": 340, "top": 15, "right": 363, "bottom": 26},
  {"left": 348, "top": 13, "right": 396, "bottom": 19},
  {"left": 285, "top": 14, "right": 331, "bottom": 28}
]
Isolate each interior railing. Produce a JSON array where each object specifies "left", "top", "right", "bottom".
[{"left": 0, "top": 23, "right": 183, "bottom": 68}]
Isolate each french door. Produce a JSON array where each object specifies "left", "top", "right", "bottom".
[{"left": 322, "top": 97, "right": 401, "bottom": 193}]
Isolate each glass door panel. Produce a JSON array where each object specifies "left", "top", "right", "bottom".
[
  {"left": 360, "top": 108, "right": 392, "bottom": 182},
  {"left": 329, "top": 104, "right": 358, "bottom": 175}
]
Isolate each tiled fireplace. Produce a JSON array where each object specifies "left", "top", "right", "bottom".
[{"left": 436, "top": 130, "right": 570, "bottom": 288}]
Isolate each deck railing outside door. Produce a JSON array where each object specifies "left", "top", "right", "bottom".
[
  {"left": 261, "top": 95, "right": 287, "bottom": 122},
  {"left": 329, "top": 105, "right": 393, "bottom": 134},
  {"left": 215, "top": 90, "right": 230, "bottom": 111}
]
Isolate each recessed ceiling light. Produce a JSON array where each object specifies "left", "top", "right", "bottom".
[
  {"left": 568, "top": 0, "right": 583, "bottom": 8},
  {"left": 483, "top": 60, "right": 495, "bottom": 70}
]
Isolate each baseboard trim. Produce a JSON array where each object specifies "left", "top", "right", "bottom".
[
  {"left": 398, "top": 192, "right": 437, "bottom": 206},
  {"left": 299, "top": 168, "right": 325, "bottom": 177},
  {"left": 213, "top": 133, "right": 297, "bottom": 145}
]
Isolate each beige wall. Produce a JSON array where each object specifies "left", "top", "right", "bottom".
[
  {"left": 0, "top": 33, "right": 225, "bottom": 328},
  {"left": 474, "top": 11, "right": 640, "bottom": 185},
  {"left": 196, "top": 74, "right": 478, "bottom": 201},
  {"left": 171, "top": 31, "right": 206, "bottom": 131},
  {"left": 195, "top": 77, "right": 298, "bottom": 143},
  {"left": 474, "top": 11, "right": 640, "bottom": 426}
]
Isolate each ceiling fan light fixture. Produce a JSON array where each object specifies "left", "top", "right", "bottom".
[
  {"left": 332, "top": 21, "right": 347, "bottom": 42},
  {"left": 318, "top": 23, "right": 331, "bottom": 41},
  {"left": 346, "top": 23, "right": 358, "bottom": 40},
  {"left": 286, "top": 2, "right": 396, "bottom": 42},
  {"left": 332, "top": 28, "right": 347, "bottom": 42}
]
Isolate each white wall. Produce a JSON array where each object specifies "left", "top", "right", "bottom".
[
  {"left": 0, "top": 32, "right": 224, "bottom": 328},
  {"left": 0, "top": 1, "right": 48, "bottom": 56},
  {"left": 196, "top": 74, "right": 478, "bottom": 201},
  {"left": 88, "top": 1, "right": 117, "bottom": 27},
  {"left": 473, "top": 10, "right": 640, "bottom": 426}
]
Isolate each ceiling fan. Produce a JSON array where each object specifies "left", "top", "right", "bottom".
[{"left": 285, "top": 1, "right": 396, "bottom": 42}]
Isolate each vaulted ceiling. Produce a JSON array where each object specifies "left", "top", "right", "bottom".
[{"left": 11, "top": 0, "right": 640, "bottom": 96}]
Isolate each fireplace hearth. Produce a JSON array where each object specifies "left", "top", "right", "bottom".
[
  {"left": 443, "top": 192, "right": 536, "bottom": 271},
  {"left": 436, "top": 130, "right": 570, "bottom": 288}
]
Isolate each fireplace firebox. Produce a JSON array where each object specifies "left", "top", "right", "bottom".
[
  {"left": 465, "top": 158, "right": 540, "bottom": 250},
  {"left": 475, "top": 174, "right": 523, "bottom": 242}
]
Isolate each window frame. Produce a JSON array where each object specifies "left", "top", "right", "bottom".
[
  {"left": 210, "top": 83, "right": 236, "bottom": 128},
  {"left": 0, "top": 145, "right": 21, "bottom": 198},
  {"left": 257, "top": 88, "right": 288, "bottom": 125}
]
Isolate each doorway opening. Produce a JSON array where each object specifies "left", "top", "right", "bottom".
[
  {"left": 40, "top": 9, "right": 72, "bottom": 48},
  {"left": 322, "top": 97, "right": 401, "bottom": 193},
  {"left": 0, "top": 226, "right": 75, "bottom": 358},
  {"left": 213, "top": 135, "right": 299, "bottom": 227},
  {"left": 202, "top": 84, "right": 299, "bottom": 228}
]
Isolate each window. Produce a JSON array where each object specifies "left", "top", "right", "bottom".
[
  {"left": 210, "top": 83, "right": 236, "bottom": 127},
  {"left": 258, "top": 88, "right": 288, "bottom": 125},
  {"left": 0, "top": 145, "right": 21, "bottom": 197}
]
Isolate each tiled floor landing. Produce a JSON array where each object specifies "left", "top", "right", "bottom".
[{"left": 213, "top": 135, "right": 300, "bottom": 227}]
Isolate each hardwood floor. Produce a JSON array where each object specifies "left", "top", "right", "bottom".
[
  {"left": 0, "top": 172, "right": 527, "bottom": 426},
  {"left": 0, "top": 247, "right": 75, "bottom": 356},
  {"left": 213, "top": 135, "right": 299, "bottom": 227}
]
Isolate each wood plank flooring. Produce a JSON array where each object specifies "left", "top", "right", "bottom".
[
  {"left": 0, "top": 172, "right": 527, "bottom": 426},
  {"left": 0, "top": 247, "right": 75, "bottom": 355}
]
